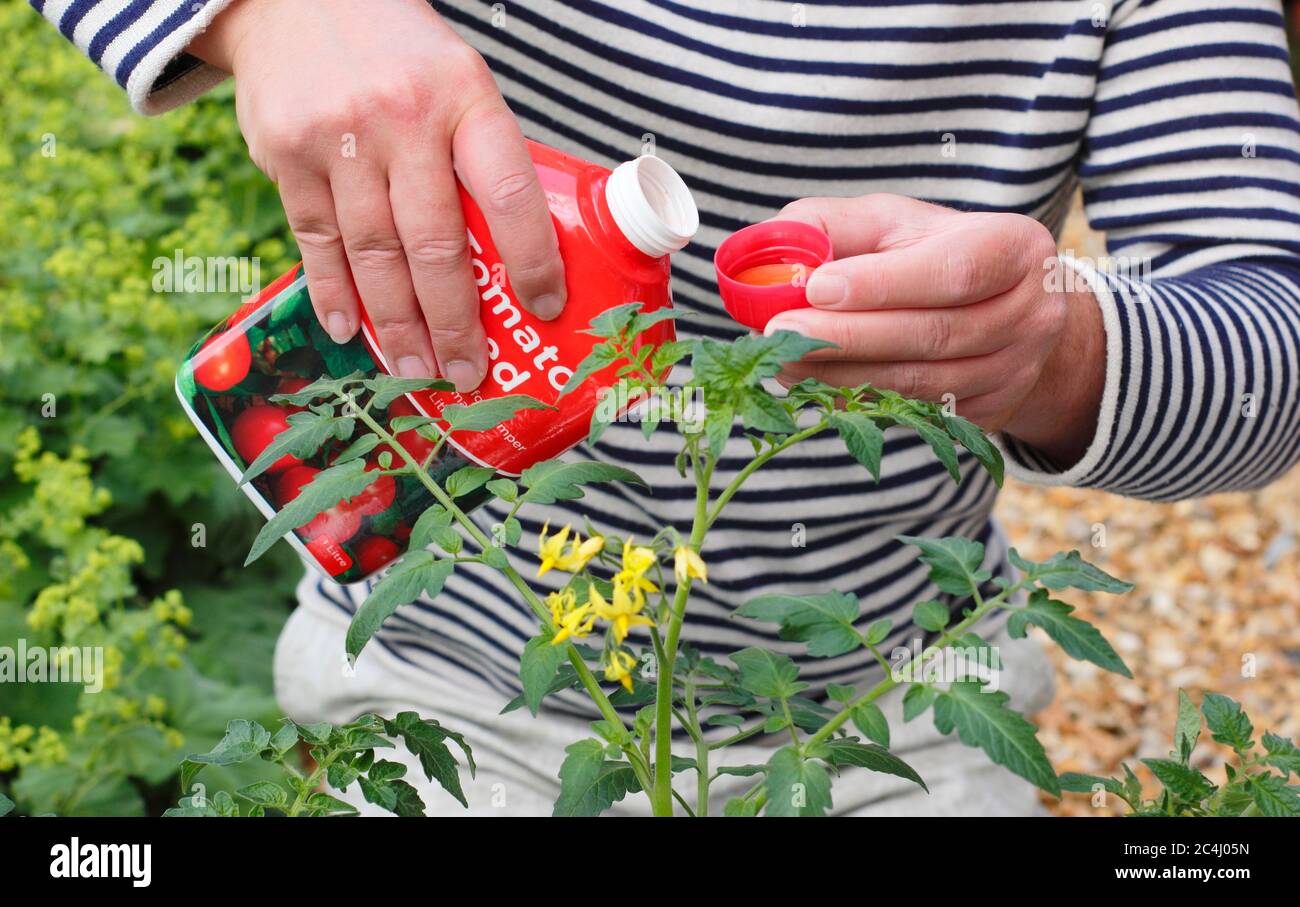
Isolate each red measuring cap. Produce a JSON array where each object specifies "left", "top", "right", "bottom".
[{"left": 714, "top": 220, "right": 834, "bottom": 331}]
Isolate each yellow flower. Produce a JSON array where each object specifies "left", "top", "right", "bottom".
[
  {"left": 622, "top": 539, "right": 657, "bottom": 576},
  {"left": 674, "top": 546, "right": 708, "bottom": 584},
  {"left": 537, "top": 523, "right": 605, "bottom": 576},
  {"left": 613, "top": 538, "right": 659, "bottom": 606},
  {"left": 547, "top": 589, "right": 595, "bottom": 644},
  {"left": 588, "top": 581, "right": 654, "bottom": 644},
  {"left": 603, "top": 648, "right": 638, "bottom": 692}
]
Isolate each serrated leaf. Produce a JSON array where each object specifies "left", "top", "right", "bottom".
[
  {"left": 736, "top": 389, "right": 797, "bottom": 435},
  {"left": 691, "top": 331, "right": 835, "bottom": 392},
  {"left": 826, "top": 683, "right": 856, "bottom": 703},
  {"left": 1006, "top": 589, "right": 1131, "bottom": 678},
  {"left": 764, "top": 746, "right": 833, "bottom": 817},
  {"left": 246, "top": 459, "right": 376, "bottom": 564},
  {"left": 520, "top": 633, "right": 566, "bottom": 717},
  {"left": 902, "top": 684, "right": 936, "bottom": 722},
  {"left": 559, "top": 342, "right": 620, "bottom": 398},
  {"left": 1175, "top": 689, "right": 1201, "bottom": 763},
  {"left": 1008, "top": 548, "right": 1133, "bottom": 594},
  {"left": 583, "top": 302, "right": 642, "bottom": 340},
  {"left": 932, "top": 681, "right": 1059, "bottom": 795},
  {"left": 1143, "top": 758, "right": 1216, "bottom": 805},
  {"left": 366, "top": 375, "right": 455, "bottom": 409},
  {"left": 382, "top": 712, "right": 474, "bottom": 808},
  {"left": 485, "top": 478, "right": 517, "bottom": 502},
  {"left": 238, "top": 409, "right": 339, "bottom": 483},
  {"left": 1201, "top": 692, "right": 1255, "bottom": 754},
  {"left": 897, "top": 414, "right": 961, "bottom": 483},
  {"left": 444, "top": 465, "right": 496, "bottom": 498},
  {"left": 553, "top": 740, "right": 638, "bottom": 817},
  {"left": 820, "top": 739, "right": 926, "bottom": 791},
  {"left": 851, "top": 701, "right": 890, "bottom": 748},
  {"left": 179, "top": 719, "right": 272, "bottom": 791},
  {"left": 898, "top": 535, "right": 989, "bottom": 596},
  {"left": 236, "top": 781, "right": 289, "bottom": 809},
  {"left": 941, "top": 413, "right": 1004, "bottom": 485},
  {"left": 734, "top": 591, "right": 863, "bottom": 658},
  {"left": 730, "top": 648, "right": 808, "bottom": 700},
  {"left": 830, "top": 411, "right": 884, "bottom": 481},
  {"left": 305, "top": 792, "right": 359, "bottom": 816},
  {"left": 703, "top": 404, "right": 734, "bottom": 457},
  {"left": 912, "top": 600, "right": 950, "bottom": 632},
  {"left": 1262, "top": 733, "right": 1300, "bottom": 778},
  {"left": 409, "top": 506, "right": 454, "bottom": 552},
  {"left": 1246, "top": 773, "right": 1300, "bottom": 817},
  {"left": 517, "top": 460, "right": 646, "bottom": 505},
  {"left": 345, "top": 553, "right": 454, "bottom": 659},
  {"left": 332, "top": 432, "right": 381, "bottom": 466},
  {"left": 864, "top": 618, "right": 892, "bottom": 645},
  {"left": 442, "top": 395, "right": 553, "bottom": 433}
]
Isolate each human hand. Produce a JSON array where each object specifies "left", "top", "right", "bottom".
[
  {"left": 189, "top": 0, "right": 566, "bottom": 391},
  {"left": 767, "top": 194, "right": 1105, "bottom": 466}
]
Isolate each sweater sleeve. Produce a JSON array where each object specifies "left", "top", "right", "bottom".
[
  {"left": 28, "top": 0, "right": 238, "bottom": 114},
  {"left": 999, "top": 0, "right": 1300, "bottom": 501}
]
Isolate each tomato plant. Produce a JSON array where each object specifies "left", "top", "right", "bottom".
[{"left": 232, "top": 405, "right": 302, "bottom": 475}]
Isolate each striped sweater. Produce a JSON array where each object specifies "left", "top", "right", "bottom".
[{"left": 34, "top": 0, "right": 1300, "bottom": 717}]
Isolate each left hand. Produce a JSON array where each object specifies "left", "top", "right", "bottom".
[{"left": 768, "top": 194, "right": 1105, "bottom": 466}]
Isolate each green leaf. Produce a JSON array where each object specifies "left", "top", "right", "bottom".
[
  {"left": 359, "top": 770, "right": 427, "bottom": 817},
  {"left": 627, "top": 306, "right": 680, "bottom": 339},
  {"left": 734, "top": 591, "right": 863, "bottom": 658},
  {"left": 736, "top": 389, "right": 797, "bottom": 435},
  {"left": 714, "top": 764, "right": 765, "bottom": 778},
  {"left": 902, "top": 684, "right": 936, "bottom": 722},
  {"left": 1006, "top": 589, "right": 1132, "bottom": 678},
  {"left": 517, "top": 460, "right": 646, "bottom": 505},
  {"left": 268, "top": 722, "right": 299, "bottom": 757},
  {"left": 346, "top": 553, "right": 454, "bottom": 659},
  {"left": 499, "top": 665, "right": 581, "bottom": 714},
  {"left": 851, "top": 701, "right": 891, "bottom": 748},
  {"left": 1175, "top": 689, "right": 1201, "bottom": 763},
  {"left": 691, "top": 331, "right": 834, "bottom": 393},
  {"left": 911, "top": 600, "right": 950, "bottom": 632},
  {"left": 898, "top": 535, "right": 989, "bottom": 596},
  {"left": 764, "top": 745, "right": 833, "bottom": 817},
  {"left": 583, "top": 302, "right": 642, "bottom": 340},
  {"left": 0, "top": 792, "right": 14, "bottom": 817},
  {"left": 269, "top": 373, "right": 363, "bottom": 407},
  {"left": 1142, "top": 758, "right": 1216, "bottom": 805},
  {"left": 897, "top": 414, "right": 961, "bottom": 483},
  {"left": 941, "top": 413, "right": 1004, "bottom": 486},
  {"left": 409, "top": 506, "right": 456, "bottom": 553},
  {"left": 442, "top": 395, "right": 552, "bottom": 432},
  {"left": 820, "top": 738, "right": 926, "bottom": 791},
  {"left": 558, "top": 342, "right": 620, "bottom": 398},
  {"left": 724, "top": 796, "right": 762, "bottom": 817},
  {"left": 444, "top": 466, "right": 496, "bottom": 498},
  {"left": 1262, "top": 733, "right": 1300, "bottom": 778},
  {"left": 305, "top": 792, "right": 359, "bottom": 816},
  {"left": 365, "top": 375, "right": 455, "bottom": 409},
  {"left": 730, "top": 648, "right": 808, "bottom": 700},
  {"left": 864, "top": 618, "right": 892, "bottom": 645},
  {"left": 238, "top": 409, "right": 339, "bottom": 483},
  {"left": 1008, "top": 549, "right": 1133, "bottom": 594},
  {"left": 703, "top": 403, "right": 734, "bottom": 457},
  {"left": 826, "top": 683, "right": 856, "bottom": 703},
  {"left": 1245, "top": 773, "right": 1300, "bottom": 817},
  {"left": 485, "top": 478, "right": 518, "bottom": 502},
  {"left": 236, "top": 781, "right": 289, "bottom": 809},
  {"left": 246, "top": 459, "right": 376, "bottom": 564},
  {"left": 932, "top": 681, "right": 1059, "bottom": 795},
  {"left": 382, "top": 712, "right": 475, "bottom": 808},
  {"left": 1059, "top": 772, "right": 1132, "bottom": 804},
  {"left": 332, "top": 432, "right": 381, "bottom": 466},
  {"left": 553, "top": 740, "right": 638, "bottom": 817},
  {"left": 829, "top": 411, "right": 884, "bottom": 481},
  {"left": 179, "top": 719, "right": 273, "bottom": 791},
  {"left": 520, "top": 633, "right": 566, "bottom": 717},
  {"left": 1201, "top": 692, "right": 1255, "bottom": 754}
]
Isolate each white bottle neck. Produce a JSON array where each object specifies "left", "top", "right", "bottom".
[{"left": 604, "top": 155, "right": 699, "bottom": 259}]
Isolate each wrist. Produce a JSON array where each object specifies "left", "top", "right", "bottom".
[
  {"left": 1003, "top": 282, "right": 1106, "bottom": 467},
  {"left": 187, "top": 0, "right": 263, "bottom": 73}
]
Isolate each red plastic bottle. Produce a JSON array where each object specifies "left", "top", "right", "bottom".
[{"left": 177, "top": 142, "right": 698, "bottom": 582}]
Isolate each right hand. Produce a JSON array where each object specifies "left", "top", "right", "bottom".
[{"left": 189, "top": 0, "right": 567, "bottom": 391}]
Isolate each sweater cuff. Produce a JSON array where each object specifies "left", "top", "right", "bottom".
[
  {"left": 126, "top": 0, "right": 240, "bottom": 115},
  {"left": 995, "top": 255, "right": 1125, "bottom": 487}
]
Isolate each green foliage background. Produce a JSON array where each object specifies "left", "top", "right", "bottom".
[{"left": 0, "top": 0, "right": 302, "bottom": 815}]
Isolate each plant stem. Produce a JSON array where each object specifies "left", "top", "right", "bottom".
[{"left": 705, "top": 422, "right": 827, "bottom": 528}]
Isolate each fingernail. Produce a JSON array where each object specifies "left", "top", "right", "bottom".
[
  {"left": 326, "top": 312, "right": 354, "bottom": 344},
  {"left": 806, "top": 272, "right": 848, "bottom": 307},
  {"left": 531, "top": 293, "right": 564, "bottom": 321},
  {"left": 443, "top": 358, "right": 484, "bottom": 392},
  {"left": 396, "top": 356, "right": 430, "bottom": 378}
]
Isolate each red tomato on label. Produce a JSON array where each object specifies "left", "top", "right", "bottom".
[
  {"left": 275, "top": 465, "right": 320, "bottom": 506},
  {"left": 353, "top": 536, "right": 401, "bottom": 574},
  {"left": 194, "top": 331, "right": 251, "bottom": 391},
  {"left": 353, "top": 464, "right": 396, "bottom": 516},
  {"left": 232, "top": 405, "right": 302, "bottom": 474},
  {"left": 300, "top": 505, "right": 362, "bottom": 545}
]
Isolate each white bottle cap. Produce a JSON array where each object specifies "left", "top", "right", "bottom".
[{"left": 605, "top": 155, "right": 699, "bottom": 258}]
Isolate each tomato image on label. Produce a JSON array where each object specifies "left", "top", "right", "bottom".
[
  {"left": 233, "top": 405, "right": 303, "bottom": 474},
  {"left": 353, "top": 536, "right": 401, "bottom": 574},
  {"left": 193, "top": 331, "right": 251, "bottom": 391},
  {"left": 353, "top": 463, "right": 396, "bottom": 516}
]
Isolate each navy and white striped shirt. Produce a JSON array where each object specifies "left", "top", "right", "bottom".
[{"left": 36, "top": 1, "right": 1300, "bottom": 716}]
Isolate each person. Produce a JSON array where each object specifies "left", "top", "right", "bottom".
[{"left": 32, "top": 0, "right": 1300, "bottom": 815}]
